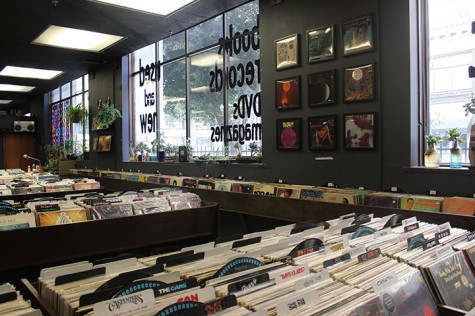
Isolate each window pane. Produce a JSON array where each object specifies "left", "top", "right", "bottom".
[
  {"left": 72, "top": 77, "right": 83, "bottom": 95},
  {"left": 159, "top": 59, "right": 186, "bottom": 154},
  {"left": 188, "top": 16, "right": 223, "bottom": 52},
  {"left": 61, "top": 83, "right": 70, "bottom": 99},
  {"left": 225, "top": 18, "right": 261, "bottom": 157},
  {"left": 427, "top": 0, "right": 475, "bottom": 164},
  {"left": 130, "top": 43, "right": 158, "bottom": 154},
  {"left": 190, "top": 47, "right": 223, "bottom": 156},
  {"left": 84, "top": 74, "right": 89, "bottom": 91},
  {"left": 226, "top": 1, "right": 259, "bottom": 35},
  {"left": 51, "top": 88, "right": 60, "bottom": 103},
  {"left": 162, "top": 31, "right": 185, "bottom": 62}
]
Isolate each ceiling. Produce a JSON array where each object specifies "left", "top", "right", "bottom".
[{"left": 0, "top": 0, "right": 250, "bottom": 109}]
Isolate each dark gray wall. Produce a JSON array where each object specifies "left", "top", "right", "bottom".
[{"left": 75, "top": 0, "right": 474, "bottom": 197}]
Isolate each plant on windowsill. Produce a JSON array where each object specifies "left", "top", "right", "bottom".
[
  {"left": 445, "top": 128, "right": 463, "bottom": 168},
  {"left": 134, "top": 142, "right": 151, "bottom": 162},
  {"left": 67, "top": 103, "right": 88, "bottom": 125},
  {"left": 95, "top": 98, "right": 122, "bottom": 129},
  {"left": 424, "top": 134, "right": 441, "bottom": 168},
  {"left": 151, "top": 132, "right": 166, "bottom": 162}
]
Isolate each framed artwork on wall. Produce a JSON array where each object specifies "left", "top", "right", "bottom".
[
  {"left": 342, "top": 14, "right": 374, "bottom": 56},
  {"left": 97, "top": 135, "right": 112, "bottom": 152},
  {"left": 307, "top": 25, "right": 334, "bottom": 63},
  {"left": 308, "top": 70, "right": 336, "bottom": 106},
  {"left": 308, "top": 115, "right": 337, "bottom": 151},
  {"left": 343, "top": 63, "right": 375, "bottom": 102},
  {"left": 344, "top": 112, "right": 376, "bottom": 150},
  {"left": 276, "top": 76, "right": 301, "bottom": 110},
  {"left": 276, "top": 118, "right": 302, "bottom": 150},
  {"left": 275, "top": 33, "right": 300, "bottom": 70}
]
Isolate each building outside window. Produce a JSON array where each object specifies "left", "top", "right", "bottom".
[
  {"left": 128, "top": 0, "right": 260, "bottom": 160},
  {"left": 424, "top": 0, "right": 475, "bottom": 165}
]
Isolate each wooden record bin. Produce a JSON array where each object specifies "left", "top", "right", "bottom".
[{"left": 0, "top": 202, "right": 219, "bottom": 282}]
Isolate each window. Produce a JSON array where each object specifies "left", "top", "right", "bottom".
[
  {"left": 423, "top": 0, "right": 475, "bottom": 165},
  {"left": 48, "top": 75, "right": 90, "bottom": 158},
  {"left": 128, "top": 0, "right": 260, "bottom": 161}
]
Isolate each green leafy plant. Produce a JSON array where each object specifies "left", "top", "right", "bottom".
[
  {"left": 95, "top": 99, "right": 122, "bottom": 129},
  {"left": 134, "top": 141, "right": 151, "bottom": 155},
  {"left": 463, "top": 94, "right": 475, "bottom": 116},
  {"left": 425, "top": 134, "right": 441, "bottom": 146},
  {"left": 151, "top": 132, "right": 166, "bottom": 154},
  {"left": 445, "top": 128, "right": 463, "bottom": 154},
  {"left": 67, "top": 103, "right": 88, "bottom": 125}
]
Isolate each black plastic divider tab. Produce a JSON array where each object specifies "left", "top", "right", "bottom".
[
  {"left": 215, "top": 234, "right": 244, "bottom": 245},
  {"left": 231, "top": 236, "right": 261, "bottom": 248},
  {"left": 55, "top": 267, "right": 106, "bottom": 286},
  {"left": 156, "top": 250, "right": 194, "bottom": 265},
  {"left": 166, "top": 252, "right": 205, "bottom": 267},
  {"left": 0, "top": 291, "right": 17, "bottom": 304}
]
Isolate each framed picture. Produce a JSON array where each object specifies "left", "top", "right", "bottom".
[
  {"left": 275, "top": 33, "right": 300, "bottom": 70},
  {"left": 344, "top": 112, "right": 376, "bottom": 150},
  {"left": 98, "top": 135, "right": 112, "bottom": 152},
  {"left": 342, "top": 14, "right": 374, "bottom": 56},
  {"left": 308, "top": 70, "right": 336, "bottom": 106},
  {"left": 92, "top": 137, "right": 98, "bottom": 151},
  {"left": 308, "top": 115, "right": 337, "bottom": 150},
  {"left": 343, "top": 63, "right": 375, "bottom": 102},
  {"left": 276, "top": 118, "right": 302, "bottom": 150},
  {"left": 307, "top": 25, "right": 334, "bottom": 63},
  {"left": 276, "top": 76, "right": 301, "bottom": 110}
]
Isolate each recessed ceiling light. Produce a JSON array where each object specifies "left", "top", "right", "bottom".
[
  {"left": 0, "top": 66, "right": 63, "bottom": 80},
  {"left": 0, "top": 100, "right": 13, "bottom": 104},
  {"left": 32, "top": 25, "right": 124, "bottom": 52},
  {"left": 90, "top": 0, "right": 196, "bottom": 16},
  {"left": 0, "top": 84, "right": 35, "bottom": 93}
]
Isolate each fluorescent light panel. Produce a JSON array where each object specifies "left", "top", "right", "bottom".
[
  {"left": 0, "top": 100, "right": 13, "bottom": 104},
  {"left": 32, "top": 25, "right": 124, "bottom": 52},
  {"left": 91, "top": 0, "right": 196, "bottom": 16},
  {"left": 0, "top": 84, "right": 35, "bottom": 93},
  {"left": 0, "top": 66, "right": 63, "bottom": 80}
]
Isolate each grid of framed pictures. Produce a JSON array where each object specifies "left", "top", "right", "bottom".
[{"left": 274, "top": 13, "right": 377, "bottom": 153}]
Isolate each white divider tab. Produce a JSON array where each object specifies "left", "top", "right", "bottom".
[
  {"left": 275, "top": 264, "right": 310, "bottom": 285},
  {"left": 437, "top": 222, "right": 451, "bottom": 233},
  {"left": 374, "top": 228, "right": 392, "bottom": 239},
  {"left": 402, "top": 217, "right": 417, "bottom": 226},
  {"left": 295, "top": 270, "right": 329, "bottom": 291},
  {"left": 372, "top": 272, "right": 398, "bottom": 294},
  {"left": 436, "top": 245, "right": 454, "bottom": 259},
  {"left": 276, "top": 290, "right": 319, "bottom": 315}
]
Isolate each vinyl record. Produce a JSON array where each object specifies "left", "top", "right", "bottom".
[{"left": 280, "top": 127, "right": 297, "bottom": 148}]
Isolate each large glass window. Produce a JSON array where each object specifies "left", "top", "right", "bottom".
[
  {"left": 128, "top": 0, "right": 260, "bottom": 161},
  {"left": 424, "top": 0, "right": 475, "bottom": 164},
  {"left": 48, "top": 75, "right": 90, "bottom": 158}
]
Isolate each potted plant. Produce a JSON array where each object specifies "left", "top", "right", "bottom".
[
  {"left": 463, "top": 94, "right": 475, "bottom": 168},
  {"left": 445, "top": 128, "right": 463, "bottom": 168},
  {"left": 95, "top": 99, "right": 122, "bottom": 129},
  {"left": 67, "top": 103, "right": 88, "bottom": 124},
  {"left": 163, "top": 143, "right": 178, "bottom": 161},
  {"left": 151, "top": 132, "right": 166, "bottom": 162},
  {"left": 134, "top": 142, "right": 151, "bottom": 161},
  {"left": 424, "top": 134, "right": 441, "bottom": 168}
]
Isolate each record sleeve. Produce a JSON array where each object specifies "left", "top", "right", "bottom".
[{"left": 427, "top": 251, "right": 475, "bottom": 311}]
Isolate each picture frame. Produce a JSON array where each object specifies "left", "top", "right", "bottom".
[
  {"left": 276, "top": 76, "right": 301, "bottom": 110},
  {"left": 276, "top": 118, "right": 302, "bottom": 150},
  {"left": 308, "top": 115, "right": 337, "bottom": 151},
  {"left": 342, "top": 14, "right": 374, "bottom": 56},
  {"left": 343, "top": 63, "right": 375, "bottom": 102},
  {"left": 308, "top": 70, "right": 336, "bottom": 106},
  {"left": 344, "top": 112, "right": 376, "bottom": 150},
  {"left": 97, "top": 135, "right": 112, "bottom": 152},
  {"left": 92, "top": 137, "right": 98, "bottom": 151},
  {"left": 307, "top": 25, "right": 334, "bottom": 63},
  {"left": 275, "top": 33, "right": 300, "bottom": 70}
]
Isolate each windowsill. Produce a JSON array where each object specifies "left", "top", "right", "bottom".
[
  {"left": 125, "top": 161, "right": 268, "bottom": 169},
  {"left": 403, "top": 166, "right": 475, "bottom": 174}
]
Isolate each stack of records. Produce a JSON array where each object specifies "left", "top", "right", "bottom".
[{"left": 0, "top": 283, "right": 42, "bottom": 315}]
